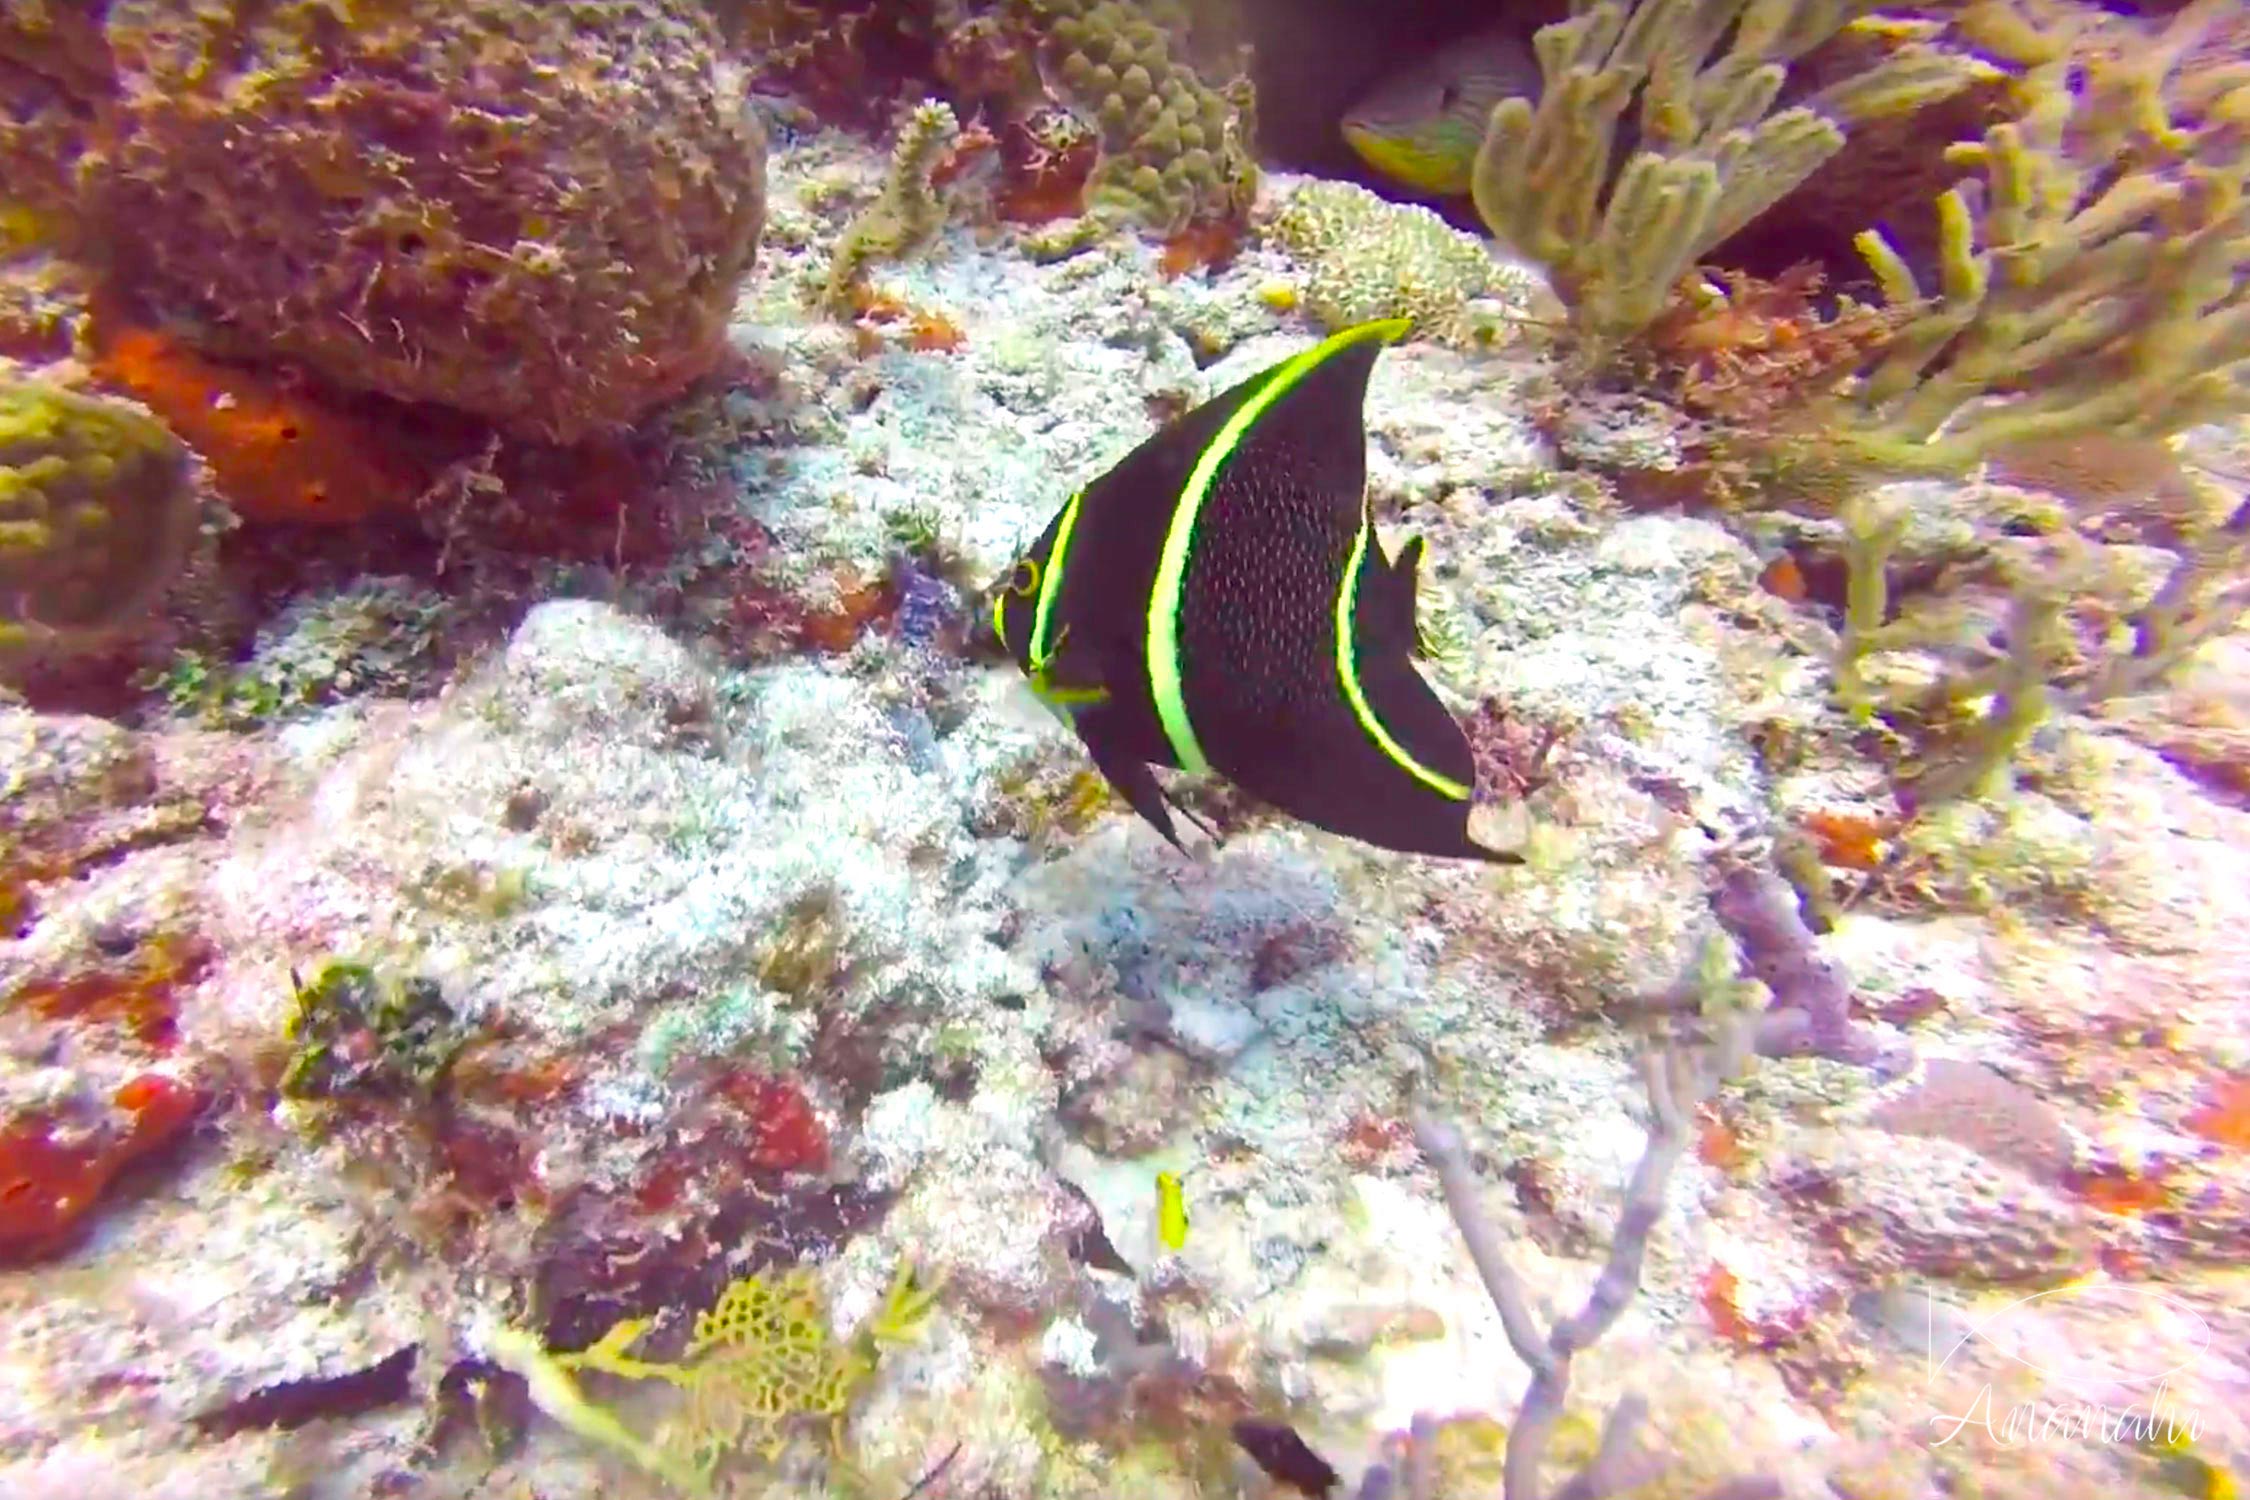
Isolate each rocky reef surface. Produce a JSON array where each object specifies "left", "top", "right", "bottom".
[{"left": 5, "top": 6, "right": 2250, "bottom": 1500}]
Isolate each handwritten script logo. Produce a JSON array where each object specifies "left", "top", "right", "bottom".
[{"left": 1920, "top": 1283, "right": 2210, "bottom": 1450}]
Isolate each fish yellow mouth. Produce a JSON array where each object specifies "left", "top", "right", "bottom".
[{"left": 1342, "top": 122, "right": 1468, "bottom": 197}]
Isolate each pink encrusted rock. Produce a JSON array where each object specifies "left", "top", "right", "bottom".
[
  {"left": 1866, "top": 1057, "right": 2076, "bottom": 1185},
  {"left": 1775, "top": 1126, "right": 2103, "bottom": 1285},
  {"left": 84, "top": 0, "right": 766, "bottom": 442}
]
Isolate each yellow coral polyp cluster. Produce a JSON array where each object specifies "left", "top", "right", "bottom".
[
  {"left": 1030, "top": 0, "right": 1256, "bottom": 232},
  {"left": 1265, "top": 179, "right": 1559, "bottom": 348}
]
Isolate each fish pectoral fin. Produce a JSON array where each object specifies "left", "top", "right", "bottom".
[
  {"left": 1084, "top": 734, "right": 1192, "bottom": 856},
  {"left": 1028, "top": 623, "right": 1112, "bottom": 710},
  {"left": 1159, "top": 782, "right": 1223, "bottom": 846}
]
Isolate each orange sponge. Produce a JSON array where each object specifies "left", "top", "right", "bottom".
[{"left": 90, "top": 323, "right": 428, "bottom": 524}]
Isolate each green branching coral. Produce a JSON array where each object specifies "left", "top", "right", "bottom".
[
  {"left": 824, "top": 99, "right": 961, "bottom": 313},
  {"left": 1264, "top": 179, "right": 1561, "bottom": 348},
  {"left": 488, "top": 1258, "right": 942, "bottom": 1495},
  {"left": 1026, "top": 0, "right": 1258, "bottom": 232},
  {"left": 1836, "top": 0, "right": 2250, "bottom": 471},
  {"left": 1, "top": 376, "right": 199, "bottom": 659},
  {"left": 1807, "top": 0, "right": 2250, "bottom": 807},
  {"left": 1469, "top": 0, "right": 1984, "bottom": 352}
]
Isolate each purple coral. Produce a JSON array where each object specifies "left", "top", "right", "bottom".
[{"left": 1711, "top": 865, "right": 1905, "bottom": 1073}]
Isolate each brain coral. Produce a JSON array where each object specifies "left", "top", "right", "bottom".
[
  {"left": 1, "top": 376, "right": 200, "bottom": 656},
  {"left": 82, "top": 0, "right": 767, "bottom": 442}
]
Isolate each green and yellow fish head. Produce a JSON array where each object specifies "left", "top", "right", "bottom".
[{"left": 1341, "top": 22, "right": 1542, "bottom": 198}]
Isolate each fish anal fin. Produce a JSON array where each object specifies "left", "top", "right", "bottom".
[{"left": 1388, "top": 534, "right": 1428, "bottom": 659}]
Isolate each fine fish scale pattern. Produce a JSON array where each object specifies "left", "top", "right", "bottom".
[
  {"left": 1181, "top": 459, "right": 1357, "bottom": 725},
  {"left": 1176, "top": 350, "right": 1372, "bottom": 732}
]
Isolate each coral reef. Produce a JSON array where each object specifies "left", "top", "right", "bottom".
[
  {"left": 3, "top": 23, "right": 2250, "bottom": 1500},
  {"left": 0, "top": 375, "right": 201, "bottom": 658},
  {"left": 1831, "top": 1, "right": 2250, "bottom": 471},
  {"left": 1262, "top": 178, "right": 1560, "bottom": 349},
  {"left": 1029, "top": 0, "right": 1260, "bottom": 232},
  {"left": 1467, "top": 0, "right": 1983, "bottom": 352},
  {"left": 79, "top": 0, "right": 768, "bottom": 441}
]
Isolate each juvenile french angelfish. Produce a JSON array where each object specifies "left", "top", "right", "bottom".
[{"left": 984, "top": 319, "right": 1518, "bottom": 864}]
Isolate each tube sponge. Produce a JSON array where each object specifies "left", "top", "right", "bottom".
[{"left": 0, "top": 376, "right": 199, "bottom": 657}]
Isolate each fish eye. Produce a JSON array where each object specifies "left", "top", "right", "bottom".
[{"left": 1008, "top": 558, "right": 1041, "bottom": 597}]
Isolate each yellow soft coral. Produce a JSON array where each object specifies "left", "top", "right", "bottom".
[{"left": 1469, "top": 0, "right": 1987, "bottom": 352}]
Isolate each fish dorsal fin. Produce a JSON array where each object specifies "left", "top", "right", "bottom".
[{"left": 1226, "top": 322, "right": 1401, "bottom": 535}]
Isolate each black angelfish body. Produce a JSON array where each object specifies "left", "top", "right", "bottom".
[
  {"left": 1229, "top": 1418, "right": 1341, "bottom": 1498},
  {"left": 985, "top": 318, "right": 1517, "bottom": 863}
]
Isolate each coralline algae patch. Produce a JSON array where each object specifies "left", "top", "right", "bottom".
[{"left": 4, "top": 45, "right": 2250, "bottom": 1500}]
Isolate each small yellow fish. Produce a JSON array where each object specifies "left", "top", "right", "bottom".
[{"left": 1155, "top": 1170, "right": 1189, "bottom": 1252}]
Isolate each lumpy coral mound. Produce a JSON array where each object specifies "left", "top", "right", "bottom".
[{"left": 81, "top": 0, "right": 767, "bottom": 442}]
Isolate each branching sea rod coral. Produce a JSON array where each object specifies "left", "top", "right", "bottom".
[
  {"left": 1401, "top": 1027, "right": 1766, "bottom": 1500},
  {"left": 1468, "top": 0, "right": 1985, "bottom": 353},
  {"left": 1829, "top": 0, "right": 2250, "bottom": 472},
  {"left": 1777, "top": 0, "right": 2250, "bottom": 801}
]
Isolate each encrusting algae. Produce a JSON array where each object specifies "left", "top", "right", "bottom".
[{"left": 4, "top": 2, "right": 2250, "bottom": 1498}]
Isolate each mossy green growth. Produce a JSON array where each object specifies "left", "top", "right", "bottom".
[
  {"left": 280, "top": 960, "right": 469, "bottom": 1100},
  {"left": 146, "top": 577, "right": 451, "bottom": 728},
  {"left": 823, "top": 99, "right": 959, "bottom": 314},
  {"left": 1, "top": 376, "right": 199, "bottom": 659},
  {"left": 492, "top": 1257, "right": 943, "bottom": 1495}
]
